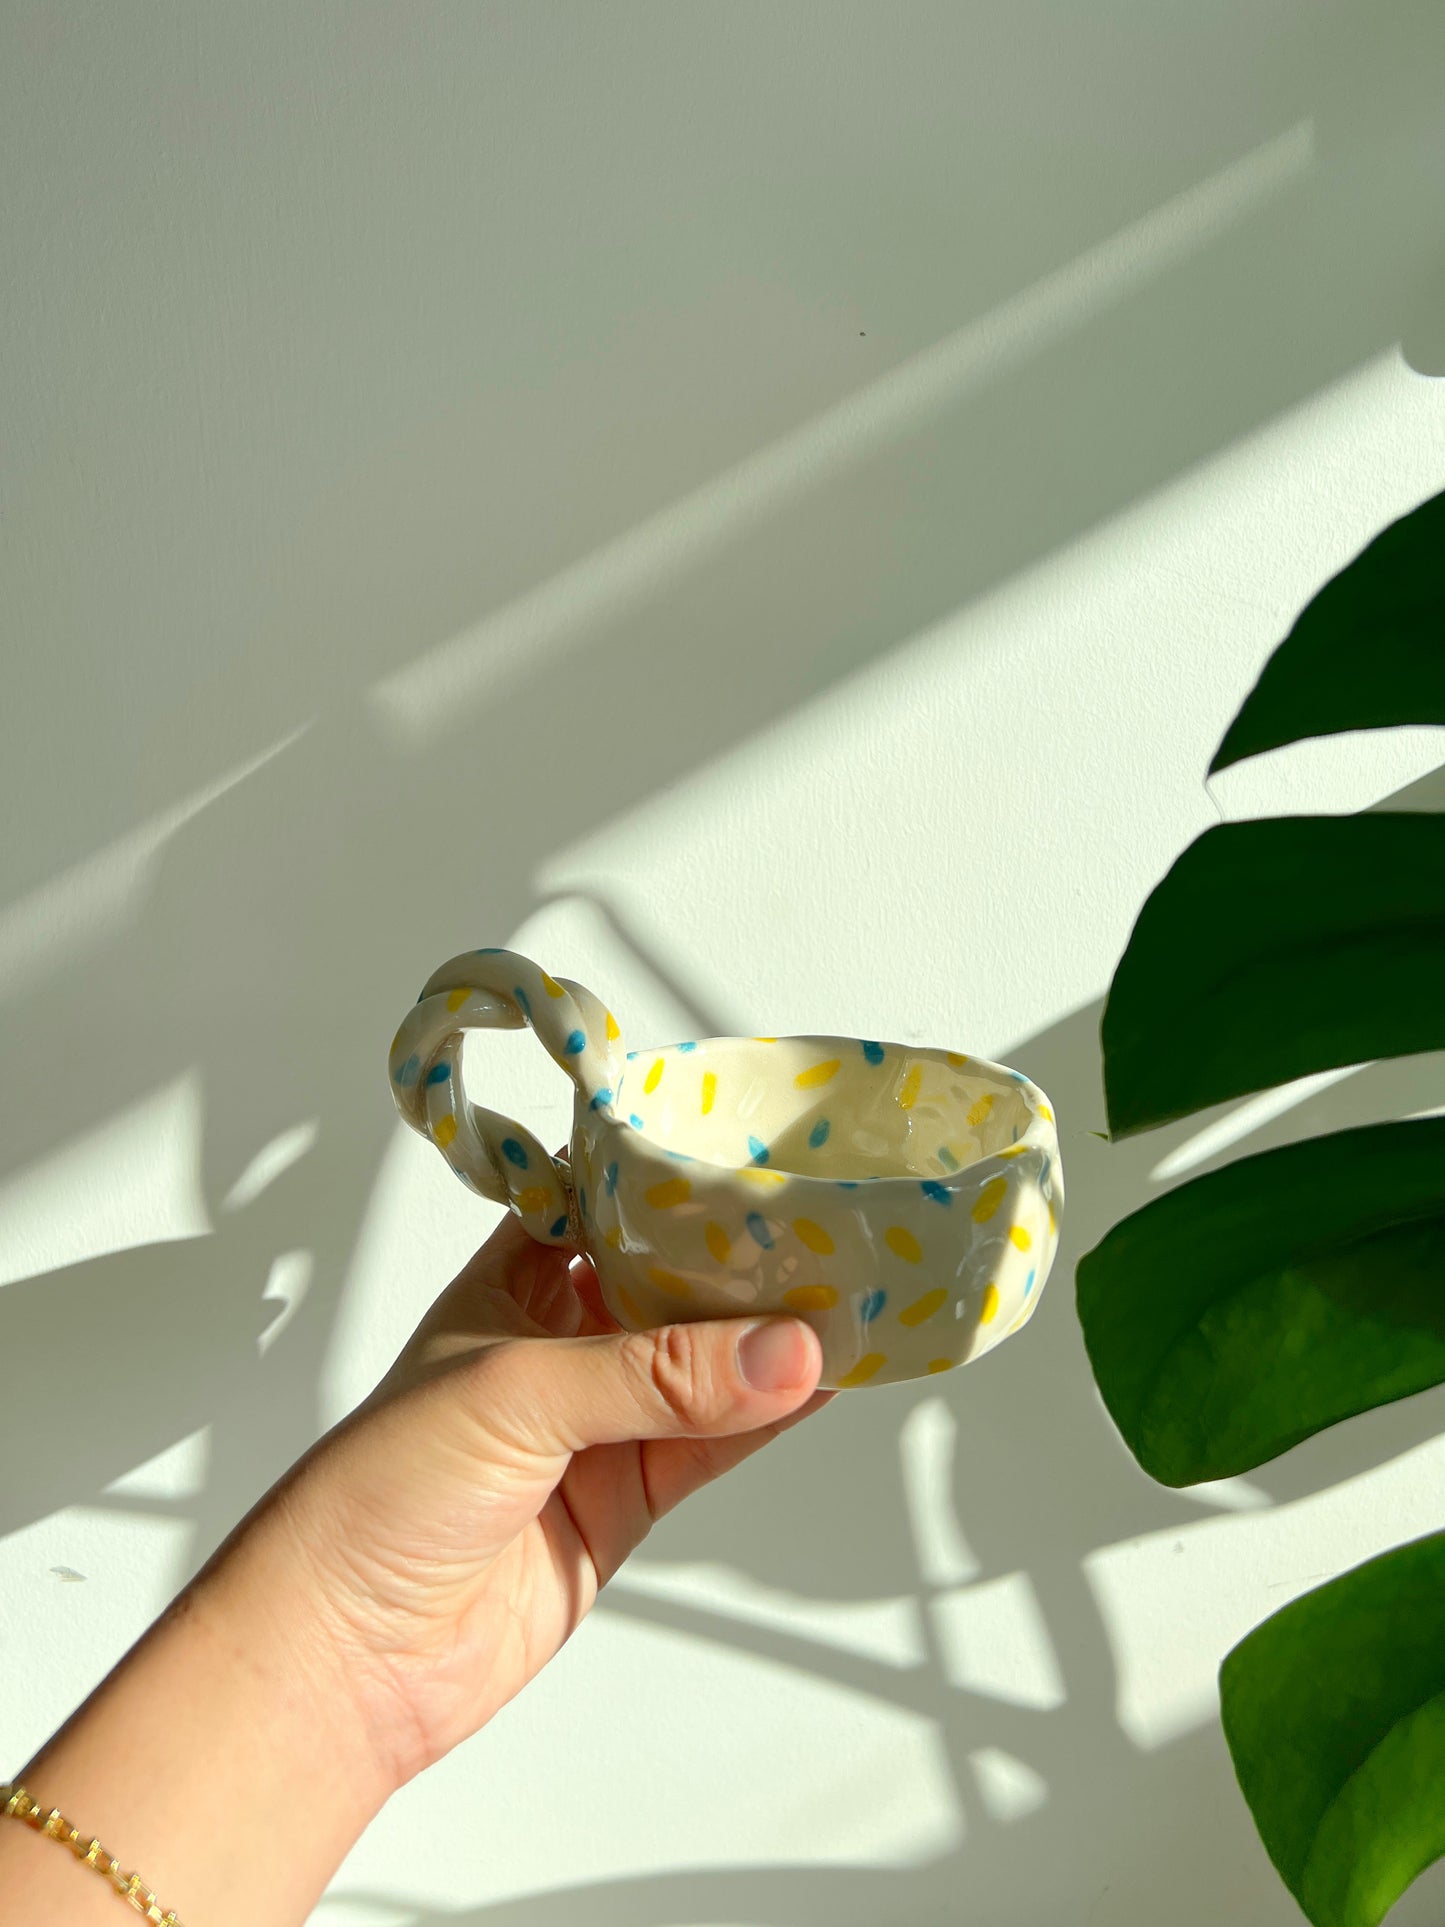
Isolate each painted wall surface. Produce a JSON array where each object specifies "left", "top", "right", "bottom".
[{"left": 3, "top": 7, "right": 1445, "bottom": 1922}]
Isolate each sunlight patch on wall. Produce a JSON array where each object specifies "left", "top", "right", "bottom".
[
  {"left": 338, "top": 1605, "right": 963, "bottom": 1906},
  {"left": 900, "top": 1397, "right": 981, "bottom": 1587},
  {"left": 608, "top": 1559, "right": 927, "bottom": 1669},
  {"left": 0, "top": 728, "right": 307, "bottom": 1007},
  {"left": 0, "top": 1071, "right": 208, "bottom": 1289},
  {"left": 930, "top": 1572, "right": 1066, "bottom": 1711},
  {"left": 368, "top": 122, "right": 1313, "bottom": 747},
  {"left": 1149, "top": 1066, "right": 1364, "bottom": 1182},
  {"left": 102, "top": 1425, "right": 211, "bottom": 1503},
  {"left": 222, "top": 1117, "right": 319, "bottom": 1212},
  {"left": 970, "top": 1746, "right": 1049, "bottom": 1824},
  {"left": 0, "top": 1506, "right": 194, "bottom": 1767}
]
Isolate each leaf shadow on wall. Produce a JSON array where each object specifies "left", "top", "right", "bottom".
[
  {"left": 328, "top": 921, "right": 1445, "bottom": 1927},
  {"left": 1, "top": 24, "right": 1444, "bottom": 1924}
]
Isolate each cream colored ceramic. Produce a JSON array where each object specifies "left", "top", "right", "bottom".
[{"left": 388, "top": 948, "right": 1062, "bottom": 1389}]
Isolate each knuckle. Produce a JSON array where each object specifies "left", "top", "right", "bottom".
[{"left": 638, "top": 1322, "right": 718, "bottom": 1428}]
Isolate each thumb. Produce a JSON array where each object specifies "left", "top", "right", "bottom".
[{"left": 481, "top": 1314, "right": 825, "bottom": 1456}]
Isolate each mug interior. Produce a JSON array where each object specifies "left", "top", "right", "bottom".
[{"left": 612, "top": 1035, "right": 1030, "bottom": 1181}]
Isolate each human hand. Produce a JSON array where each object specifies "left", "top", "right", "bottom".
[
  {"left": 3, "top": 1175, "right": 833, "bottom": 1925},
  {"left": 206, "top": 1189, "right": 834, "bottom": 1796}
]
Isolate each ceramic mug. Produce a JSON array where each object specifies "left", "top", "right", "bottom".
[{"left": 388, "top": 948, "right": 1062, "bottom": 1389}]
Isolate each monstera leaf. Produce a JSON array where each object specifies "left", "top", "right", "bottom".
[
  {"left": 1212, "top": 486, "right": 1445, "bottom": 771},
  {"left": 1076, "top": 1118, "right": 1445, "bottom": 1485},
  {"left": 1220, "top": 1531, "right": 1445, "bottom": 1927},
  {"left": 1078, "top": 482, "right": 1445, "bottom": 1927},
  {"left": 1099, "top": 811, "right": 1445, "bottom": 1139}
]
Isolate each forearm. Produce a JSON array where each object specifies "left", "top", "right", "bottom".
[{"left": 0, "top": 1514, "right": 395, "bottom": 1926}]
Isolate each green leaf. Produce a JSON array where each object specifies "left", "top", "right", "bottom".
[
  {"left": 1220, "top": 1531, "right": 1445, "bottom": 1927},
  {"left": 1075, "top": 1117, "right": 1445, "bottom": 1485},
  {"left": 1101, "top": 812, "right": 1445, "bottom": 1138},
  {"left": 1211, "top": 487, "right": 1445, "bottom": 773}
]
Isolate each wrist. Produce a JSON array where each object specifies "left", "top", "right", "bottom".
[
  {"left": 4, "top": 1509, "right": 396, "bottom": 1927},
  {"left": 188, "top": 1499, "right": 407, "bottom": 1805}
]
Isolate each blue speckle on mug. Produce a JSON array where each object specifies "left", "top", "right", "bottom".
[
  {"left": 501, "top": 1138, "right": 528, "bottom": 1169},
  {"left": 630, "top": 1113, "right": 644, "bottom": 1129},
  {"left": 604, "top": 1161, "right": 620, "bottom": 1194},
  {"left": 563, "top": 1029, "right": 586, "bottom": 1055},
  {"left": 861, "top": 1289, "right": 887, "bottom": 1322},
  {"left": 862, "top": 1041, "right": 885, "bottom": 1065},
  {"left": 746, "top": 1212, "right": 773, "bottom": 1249},
  {"left": 677, "top": 1040, "right": 697, "bottom": 1052},
  {"left": 393, "top": 1054, "right": 420, "bottom": 1088},
  {"left": 425, "top": 1062, "right": 451, "bottom": 1086},
  {"left": 550, "top": 1215, "right": 568, "bottom": 1237},
  {"left": 589, "top": 1087, "right": 613, "bottom": 1110},
  {"left": 809, "top": 1118, "right": 831, "bottom": 1148},
  {"left": 747, "top": 1135, "right": 769, "bottom": 1163},
  {"left": 920, "top": 1180, "right": 952, "bottom": 1206}
]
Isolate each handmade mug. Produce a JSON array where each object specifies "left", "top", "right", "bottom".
[{"left": 388, "top": 948, "right": 1062, "bottom": 1389}]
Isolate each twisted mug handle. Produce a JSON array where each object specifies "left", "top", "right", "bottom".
[{"left": 387, "top": 947, "right": 626, "bottom": 1249}]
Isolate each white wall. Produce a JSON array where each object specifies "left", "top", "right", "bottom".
[{"left": 4, "top": 7, "right": 1445, "bottom": 1923}]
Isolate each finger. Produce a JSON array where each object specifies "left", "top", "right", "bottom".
[
  {"left": 477, "top": 1315, "right": 824, "bottom": 1461},
  {"left": 568, "top": 1255, "right": 623, "bottom": 1335}
]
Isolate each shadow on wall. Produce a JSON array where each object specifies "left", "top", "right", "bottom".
[
  {"left": 305, "top": 1017, "right": 1444, "bottom": 1927},
  {"left": 1, "top": 6, "right": 1444, "bottom": 1918},
  {"left": 2, "top": 736, "right": 1442, "bottom": 1925},
  {"left": 335, "top": 789, "right": 1445, "bottom": 1927}
]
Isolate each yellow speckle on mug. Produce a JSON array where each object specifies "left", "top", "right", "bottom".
[
  {"left": 1038, "top": 1102, "right": 1054, "bottom": 1122},
  {"left": 605, "top": 1009, "right": 621, "bottom": 1040},
  {"left": 701, "top": 1071, "right": 717, "bottom": 1115},
  {"left": 980, "top": 1283, "right": 1000, "bottom": 1324},
  {"left": 1010, "top": 1224, "right": 1033, "bottom": 1251},
  {"left": 518, "top": 1185, "right": 550, "bottom": 1213},
  {"left": 899, "top": 1285, "right": 947, "bottom": 1325},
  {"left": 898, "top": 1064, "right": 923, "bottom": 1110},
  {"left": 784, "top": 1284, "right": 839, "bottom": 1312},
  {"left": 1048, "top": 1202, "right": 1057, "bottom": 1235},
  {"left": 446, "top": 985, "right": 471, "bottom": 1013},
  {"left": 754, "top": 1036, "right": 777, "bottom": 1043},
  {"left": 541, "top": 972, "right": 566, "bottom": 999},
  {"left": 434, "top": 1114, "right": 458, "bottom": 1151},
  {"left": 616, "top": 1285, "right": 646, "bottom": 1325},
  {"left": 885, "top": 1226, "right": 923, "bottom": 1263},
  {"left": 795, "top": 1058, "right": 841, "bottom": 1089},
  {"left": 998, "top": 1144, "right": 1029, "bottom": 1160},
  {"left": 927, "top": 1357, "right": 957, "bottom": 1373},
  {"left": 967, "top": 1094, "right": 994, "bottom": 1127},
  {"left": 945, "top": 1051, "right": 968, "bottom": 1068},
  {"left": 793, "top": 1218, "right": 834, "bottom": 1255},
  {"left": 604, "top": 1224, "right": 623, "bottom": 1249},
  {"left": 644, "top": 1058, "right": 665, "bottom": 1094},
  {"left": 648, "top": 1265, "right": 694, "bottom": 1298},
  {"left": 739, "top": 1166, "right": 788, "bottom": 1187},
  {"left": 705, "top": 1222, "right": 731, "bottom": 1264},
  {"left": 646, "top": 1177, "right": 691, "bottom": 1209},
  {"left": 837, "top": 1352, "right": 886, "bottom": 1387},
  {"left": 973, "top": 1177, "right": 1007, "bottom": 1223}
]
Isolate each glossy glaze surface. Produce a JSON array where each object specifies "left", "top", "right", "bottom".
[{"left": 389, "top": 948, "right": 1062, "bottom": 1388}]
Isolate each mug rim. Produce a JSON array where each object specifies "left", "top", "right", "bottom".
[{"left": 580, "top": 1031, "right": 1056, "bottom": 1192}]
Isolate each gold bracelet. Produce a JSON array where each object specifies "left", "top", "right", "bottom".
[{"left": 1, "top": 1783, "right": 184, "bottom": 1924}]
